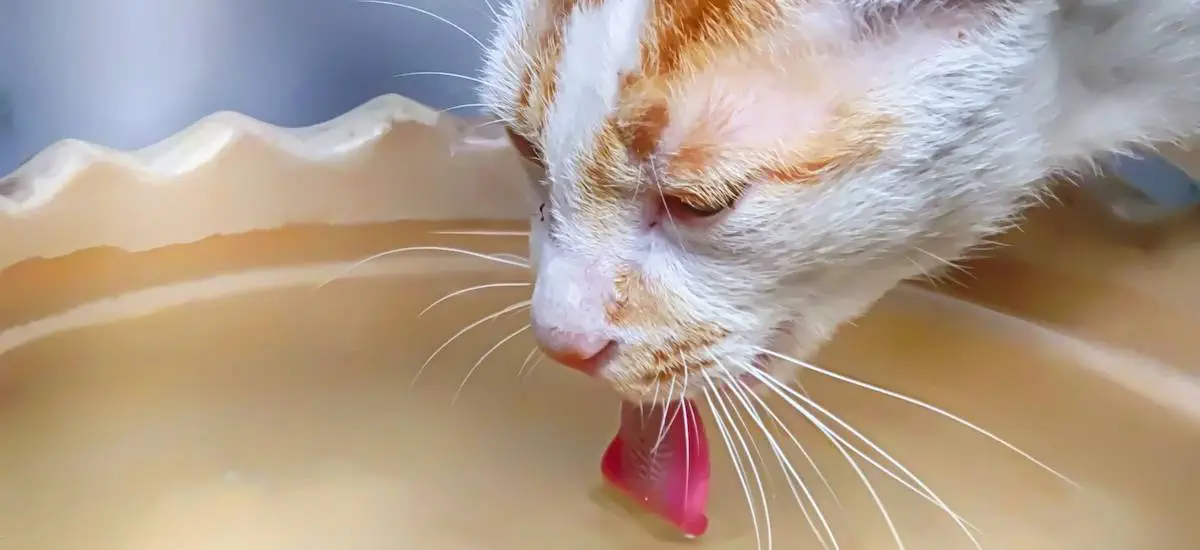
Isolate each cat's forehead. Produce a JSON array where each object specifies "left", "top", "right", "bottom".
[
  {"left": 493, "top": 0, "right": 786, "bottom": 138},
  {"left": 484, "top": 1, "right": 778, "bottom": 224},
  {"left": 482, "top": 0, "right": 898, "bottom": 232}
]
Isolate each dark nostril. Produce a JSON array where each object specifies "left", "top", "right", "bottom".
[{"left": 532, "top": 327, "right": 616, "bottom": 376}]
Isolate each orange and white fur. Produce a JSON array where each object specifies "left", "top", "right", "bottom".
[{"left": 478, "top": 0, "right": 1200, "bottom": 402}]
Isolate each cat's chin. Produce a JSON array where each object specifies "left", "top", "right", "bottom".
[{"left": 636, "top": 323, "right": 799, "bottom": 405}]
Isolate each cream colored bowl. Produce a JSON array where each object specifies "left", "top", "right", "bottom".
[{"left": 0, "top": 95, "right": 1196, "bottom": 550}]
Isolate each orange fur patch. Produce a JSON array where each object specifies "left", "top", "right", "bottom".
[
  {"left": 760, "top": 102, "right": 896, "bottom": 185},
  {"left": 575, "top": 121, "right": 633, "bottom": 223},
  {"left": 613, "top": 72, "right": 672, "bottom": 161},
  {"left": 574, "top": 0, "right": 788, "bottom": 211},
  {"left": 668, "top": 144, "right": 716, "bottom": 179},
  {"left": 620, "top": 0, "right": 784, "bottom": 155},
  {"left": 643, "top": 0, "right": 784, "bottom": 77},
  {"left": 662, "top": 99, "right": 895, "bottom": 204},
  {"left": 514, "top": 0, "right": 896, "bottom": 229},
  {"left": 614, "top": 324, "right": 730, "bottom": 392},
  {"left": 607, "top": 260, "right": 732, "bottom": 392},
  {"left": 515, "top": 0, "right": 607, "bottom": 134},
  {"left": 621, "top": 101, "right": 671, "bottom": 161},
  {"left": 607, "top": 263, "right": 670, "bottom": 328},
  {"left": 606, "top": 264, "right": 732, "bottom": 392}
]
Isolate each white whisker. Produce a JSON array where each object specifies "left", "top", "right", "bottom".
[
  {"left": 653, "top": 380, "right": 679, "bottom": 454},
  {"left": 703, "top": 385, "right": 766, "bottom": 550},
  {"left": 517, "top": 347, "right": 540, "bottom": 378},
  {"left": 725, "top": 375, "right": 838, "bottom": 550},
  {"left": 757, "top": 347, "right": 1076, "bottom": 486},
  {"left": 757, "top": 372, "right": 976, "bottom": 531},
  {"left": 682, "top": 372, "right": 694, "bottom": 508},
  {"left": 667, "top": 393, "right": 688, "bottom": 456},
  {"left": 480, "top": 0, "right": 500, "bottom": 21},
  {"left": 766, "top": 381, "right": 905, "bottom": 550},
  {"left": 317, "top": 246, "right": 527, "bottom": 290},
  {"left": 648, "top": 160, "right": 688, "bottom": 251},
  {"left": 469, "top": 118, "right": 513, "bottom": 132},
  {"left": 411, "top": 300, "right": 530, "bottom": 386},
  {"left": 753, "top": 367, "right": 979, "bottom": 535},
  {"left": 731, "top": 370, "right": 844, "bottom": 510},
  {"left": 439, "top": 102, "right": 500, "bottom": 114},
  {"left": 434, "top": 230, "right": 530, "bottom": 237},
  {"left": 420, "top": 282, "right": 530, "bottom": 316},
  {"left": 915, "top": 246, "right": 973, "bottom": 278},
  {"left": 704, "top": 371, "right": 773, "bottom": 550},
  {"left": 357, "top": 1, "right": 486, "bottom": 50},
  {"left": 393, "top": 71, "right": 492, "bottom": 87},
  {"left": 752, "top": 370, "right": 978, "bottom": 550},
  {"left": 721, "top": 381, "right": 788, "bottom": 548},
  {"left": 654, "top": 353, "right": 696, "bottom": 456},
  {"left": 453, "top": 323, "right": 530, "bottom": 404},
  {"left": 720, "top": 377, "right": 776, "bottom": 495},
  {"left": 521, "top": 353, "right": 544, "bottom": 381},
  {"left": 489, "top": 253, "right": 531, "bottom": 265},
  {"left": 650, "top": 380, "right": 662, "bottom": 409},
  {"left": 758, "top": 369, "right": 984, "bottom": 545}
]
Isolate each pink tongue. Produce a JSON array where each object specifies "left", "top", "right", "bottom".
[{"left": 600, "top": 399, "right": 710, "bottom": 537}]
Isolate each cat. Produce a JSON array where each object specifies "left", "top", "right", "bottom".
[{"left": 476, "top": 0, "right": 1200, "bottom": 403}]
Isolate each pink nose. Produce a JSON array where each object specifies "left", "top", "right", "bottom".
[{"left": 532, "top": 324, "right": 615, "bottom": 376}]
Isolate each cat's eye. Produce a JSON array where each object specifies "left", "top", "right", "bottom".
[
  {"left": 505, "top": 126, "right": 545, "bottom": 168},
  {"left": 661, "top": 193, "right": 729, "bottom": 221},
  {"left": 538, "top": 202, "right": 546, "bottom": 222}
]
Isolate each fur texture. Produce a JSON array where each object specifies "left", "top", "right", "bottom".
[{"left": 478, "top": 0, "right": 1200, "bottom": 402}]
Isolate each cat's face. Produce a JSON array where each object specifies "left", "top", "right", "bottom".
[{"left": 480, "top": 0, "right": 1045, "bottom": 402}]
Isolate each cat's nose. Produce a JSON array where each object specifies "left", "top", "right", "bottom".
[{"left": 532, "top": 323, "right": 615, "bottom": 376}]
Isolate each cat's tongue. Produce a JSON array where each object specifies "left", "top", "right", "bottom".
[{"left": 600, "top": 398, "right": 710, "bottom": 538}]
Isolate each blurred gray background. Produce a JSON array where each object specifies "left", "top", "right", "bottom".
[
  {"left": 0, "top": 0, "right": 1195, "bottom": 216},
  {"left": 0, "top": 0, "right": 492, "bottom": 174}
]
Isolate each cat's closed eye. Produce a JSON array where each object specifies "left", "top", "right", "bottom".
[{"left": 660, "top": 192, "right": 731, "bottom": 221}]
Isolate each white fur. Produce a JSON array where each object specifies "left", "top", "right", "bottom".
[
  {"left": 544, "top": 0, "right": 647, "bottom": 170},
  {"left": 481, "top": 0, "right": 1200, "bottom": 402}
]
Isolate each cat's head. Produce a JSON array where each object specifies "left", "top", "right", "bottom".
[{"left": 480, "top": 0, "right": 1052, "bottom": 402}]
